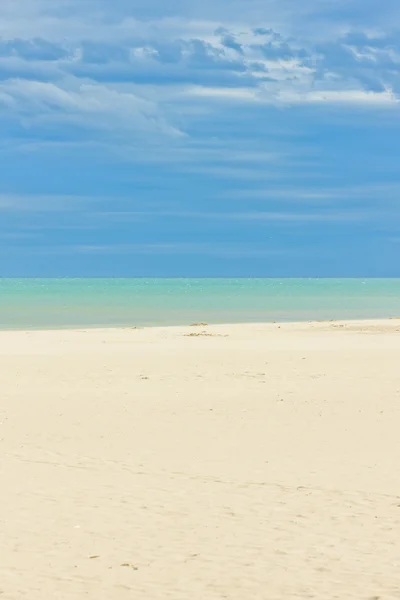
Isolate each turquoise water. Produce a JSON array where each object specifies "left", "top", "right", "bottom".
[{"left": 0, "top": 278, "right": 399, "bottom": 330}]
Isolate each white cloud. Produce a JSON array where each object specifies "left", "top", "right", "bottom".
[
  {"left": 185, "top": 86, "right": 259, "bottom": 101},
  {"left": 60, "top": 241, "right": 289, "bottom": 258},
  {"left": 0, "top": 78, "right": 184, "bottom": 137},
  {"left": 276, "top": 87, "right": 399, "bottom": 106},
  {"left": 92, "top": 208, "right": 370, "bottom": 222},
  {"left": 222, "top": 182, "right": 400, "bottom": 201}
]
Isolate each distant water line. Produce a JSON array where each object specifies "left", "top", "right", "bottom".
[{"left": 0, "top": 278, "right": 400, "bottom": 330}]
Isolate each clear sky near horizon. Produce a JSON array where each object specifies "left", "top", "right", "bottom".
[{"left": 0, "top": 0, "right": 400, "bottom": 277}]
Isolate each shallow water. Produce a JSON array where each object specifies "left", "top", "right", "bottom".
[{"left": 0, "top": 278, "right": 399, "bottom": 329}]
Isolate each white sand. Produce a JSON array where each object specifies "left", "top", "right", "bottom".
[{"left": 1, "top": 320, "right": 400, "bottom": 599}]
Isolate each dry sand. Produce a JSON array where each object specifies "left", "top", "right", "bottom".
[{"left": 1, "top": 320, "right": 400, "bottom": 599}]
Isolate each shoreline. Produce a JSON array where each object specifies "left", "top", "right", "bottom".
[{"left": 1, "top": 315, "right": 400, "bottom": 333}]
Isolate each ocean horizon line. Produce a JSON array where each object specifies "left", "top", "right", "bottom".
[{"left": 2, "top": 276, "right": 400, "bottom": 280}]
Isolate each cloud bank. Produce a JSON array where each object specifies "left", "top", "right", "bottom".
[{"left": 1, "top": 0, "right": 400, "bottom": 141}]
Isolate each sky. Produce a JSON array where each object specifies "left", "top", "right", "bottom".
[{"left": 1, "top": 0, "right": 400, "bottom": 276}]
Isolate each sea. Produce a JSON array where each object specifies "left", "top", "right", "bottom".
[{"left": 0, "top": 278, "right": 399, "bottom": 330}]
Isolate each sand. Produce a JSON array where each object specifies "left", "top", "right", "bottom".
[{"left": 1, "top": 319, "right": 400, "bottom": 599}]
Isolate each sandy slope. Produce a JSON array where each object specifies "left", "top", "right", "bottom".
[{"left": 1, "top": 320, "right": 400, "bottom": 599}]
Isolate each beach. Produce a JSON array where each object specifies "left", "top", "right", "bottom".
[{"left": 1, "top": 319, "right": 400, "bottom": 599}]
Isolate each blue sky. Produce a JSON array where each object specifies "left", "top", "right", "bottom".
[{"left": 1, "top": 0, "right": 400, "bottom": 276}]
